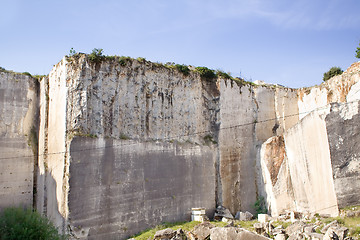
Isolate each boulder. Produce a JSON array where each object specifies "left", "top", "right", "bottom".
[
  {"left": 154, "top": 228, "right": 176, "bottom": 240},
  {"left": 254, "top": 223, "right": 266, "bottom": 235},
  {"left": 209, "top": 227, "right": 241, "bottom": 240},
  {"left": 271, "top": 226, "right": 285, "bottom": 236},
  {"left": 238, "top": 229, "right": 271, "bottom": 240},
  {"left": 323, "top": 226, "right": 348, "bottom": 240},
  {"left": 186, "top": 231, "right": 197, "bottom": 240},
  {"left": 323, "top": 230, "right": 339, "bottom": 240},
  {"left": 288, "top": 232, "right": 305, "bottom": 240},
  {"left": 321, "top": 220, "right": 339, "bottom": 234},
  {"left": 275, "top": 234, "right": 287, "bottom": 240},
  {"left": 235, "top": 211, "right": 254, "bottom": 221},
  {"left": 222, "top": 217, "right": 235, "bottom": 226},
  {"left": 210, "top": 227, "right": 270, "bottom": 240},
  {"left": 304, "top": 225, "right": 316, "bottom": 234},
  {"left": 170, "top": 229, "right": 187, "bottom": 240},
  {"left": 286, "top": 221, "right": 306, "bottom": 236},
  {"left": 214, "top": 206, "right": 234, "bottom": 220},
  {"left": 290, "top": 211, "right": 302, "bottom": 223},
  {"left": 191, "top": 222, "right": 214, "bottom": 240},
  {"left": 308, "top": 233, "right": 324, "bottom": 240}
]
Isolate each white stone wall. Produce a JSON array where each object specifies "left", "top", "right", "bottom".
[{"left": 0, "top": 72, "right": 38, "bottom": 210}]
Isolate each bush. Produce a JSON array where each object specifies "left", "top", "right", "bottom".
[
  {"left": 253, "top": 196, "right": 268, "bottom": 215},
  {"left": 195, "top": 66, "right": 216, "bottom": 80},
  {"left": 216, "top": 70, "right": 232, "bottom": 80},
  {"left": 69, "top": 48, "right": 76, "bottom": 57},
  {"left": 22, "top": 72, "right": 32, "bottom": 77},
  {"left": 136, "top": 57, "right": 146, "bottom": 62},
  {"left": 356, "top": 41, "right": 360, "bottom": 59},
  {"left": 0, "top": 207, "right": 67, "bottom": 240},
  {"left": 88, "top": 48, "right": 104, "bottom": 63},
  {"left": 175, "top": 64, "right": 190, "bottom": 76},
  {"left": 119, "top": 56, "right": 132, "bottom": 66},
  {"left": 323, "top": 66, "right": 343, "bottom": 81}
]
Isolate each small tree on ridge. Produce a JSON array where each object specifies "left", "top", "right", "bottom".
[{"left": 323, "top": 66, "right": 343, "bottom": 81}]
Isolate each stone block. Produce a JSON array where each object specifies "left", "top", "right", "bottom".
[
  {"left": 275, "top": 234, "right": 287, "bottom": 240},
  {"left": 258, "top": 214, "right": 270, "bottom": 223}
]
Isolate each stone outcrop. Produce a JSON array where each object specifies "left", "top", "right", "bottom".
[{"left": 1, "top": 55, "right": 360, "bottom": 239}]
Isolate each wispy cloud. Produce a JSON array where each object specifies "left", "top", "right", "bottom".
[{"left": 186, "top": 0, "right": 360, "bottom": 30}]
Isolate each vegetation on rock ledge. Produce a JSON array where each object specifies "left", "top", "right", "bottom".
[{"left": 323, "top": 66, "right": 343, "bottom": 81}]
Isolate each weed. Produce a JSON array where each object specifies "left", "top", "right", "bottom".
[
  {"left": 203, "top": 135, "right": 217, "bottom": 144},
  {"left": 74, "top": 132, "right": 98, "bottom": 138},
  {"left": 120, "top": 133, "right": 130, "bottom": 140},
  {"left": 27, "top": 126, "right": 38, "bottom": 155}
]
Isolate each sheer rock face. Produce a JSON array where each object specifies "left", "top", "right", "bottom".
[
  {"left": 2, "top": 56, "right": 360, "bottom": 239},
  {"left": 38, "top": 56, "right": 220, "bottom": 239},
  {"left": 326, "top": 101, "right": 360, "bottom": 208},
  {"left": 0, "top": 72, "right": 39, "bottom": 210},
  {"left": 261, "top": 62, "right": 360, "bottom": 217},
  {"left": 218, "top": 81, "right": 298, "bottom": 214},
  {"left": 64, "top": 57, "right": 219, "bottom": 142}
]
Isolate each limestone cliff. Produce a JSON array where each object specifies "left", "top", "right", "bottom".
[
  {"left": 37, "top": 55, "right": 220, "bottom": 239},
  {"left": 0, "top": 70, "right": 39, "bottom": 210},
  {"left": 1, "top": 55, "right": 360, "bottom": 239},
  {"left": 261, "top": 62, "right": 360, "bottom": 217}
]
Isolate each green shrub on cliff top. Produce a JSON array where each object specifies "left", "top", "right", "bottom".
[
  {"left": 175, "top": 64, "right": 190, "bottom": 76},
  {"left": 356, "top": 41, "right": 360, "bottom": 59},
  {"left": 216, "top": 70, "right": 232, "bottom": 80},
  {"left": 323, "top": 66, "right": 343, "bottom": 81},
  {"left": 119, "top": 56, "right": 132, "bottom": 66},
  {"left": 88, "top": 48, "right": 104, "bottom": 63},
  {"left": 195, "top": 66, "right": 216, "bottom": 80},
  {"left": 0, "top": 207, "right": 67, "bottom": 240}
]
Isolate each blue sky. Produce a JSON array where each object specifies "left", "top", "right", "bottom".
[{"left": 1, "top": 0, "right": 359, "bottom": 88}]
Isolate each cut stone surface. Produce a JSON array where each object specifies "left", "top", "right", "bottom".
[{"left": 154, "top": 228, "right": 176, "bottom": 240}]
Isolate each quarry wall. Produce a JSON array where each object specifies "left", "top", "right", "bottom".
[
  {"left": 0, "top": 71, "right": 39, "bottom": 210},
  {"left": 261, "top": 63, "right": 360, "bottom": 217},
  {"left": 1, "top": 56, "right": 360, "bottom": 239},
  {"left": 218, "top": 81, "right": 299, "bottom": 214},
  {"left": 35, "top": 56, "right": 220, "bottom": 239}
]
